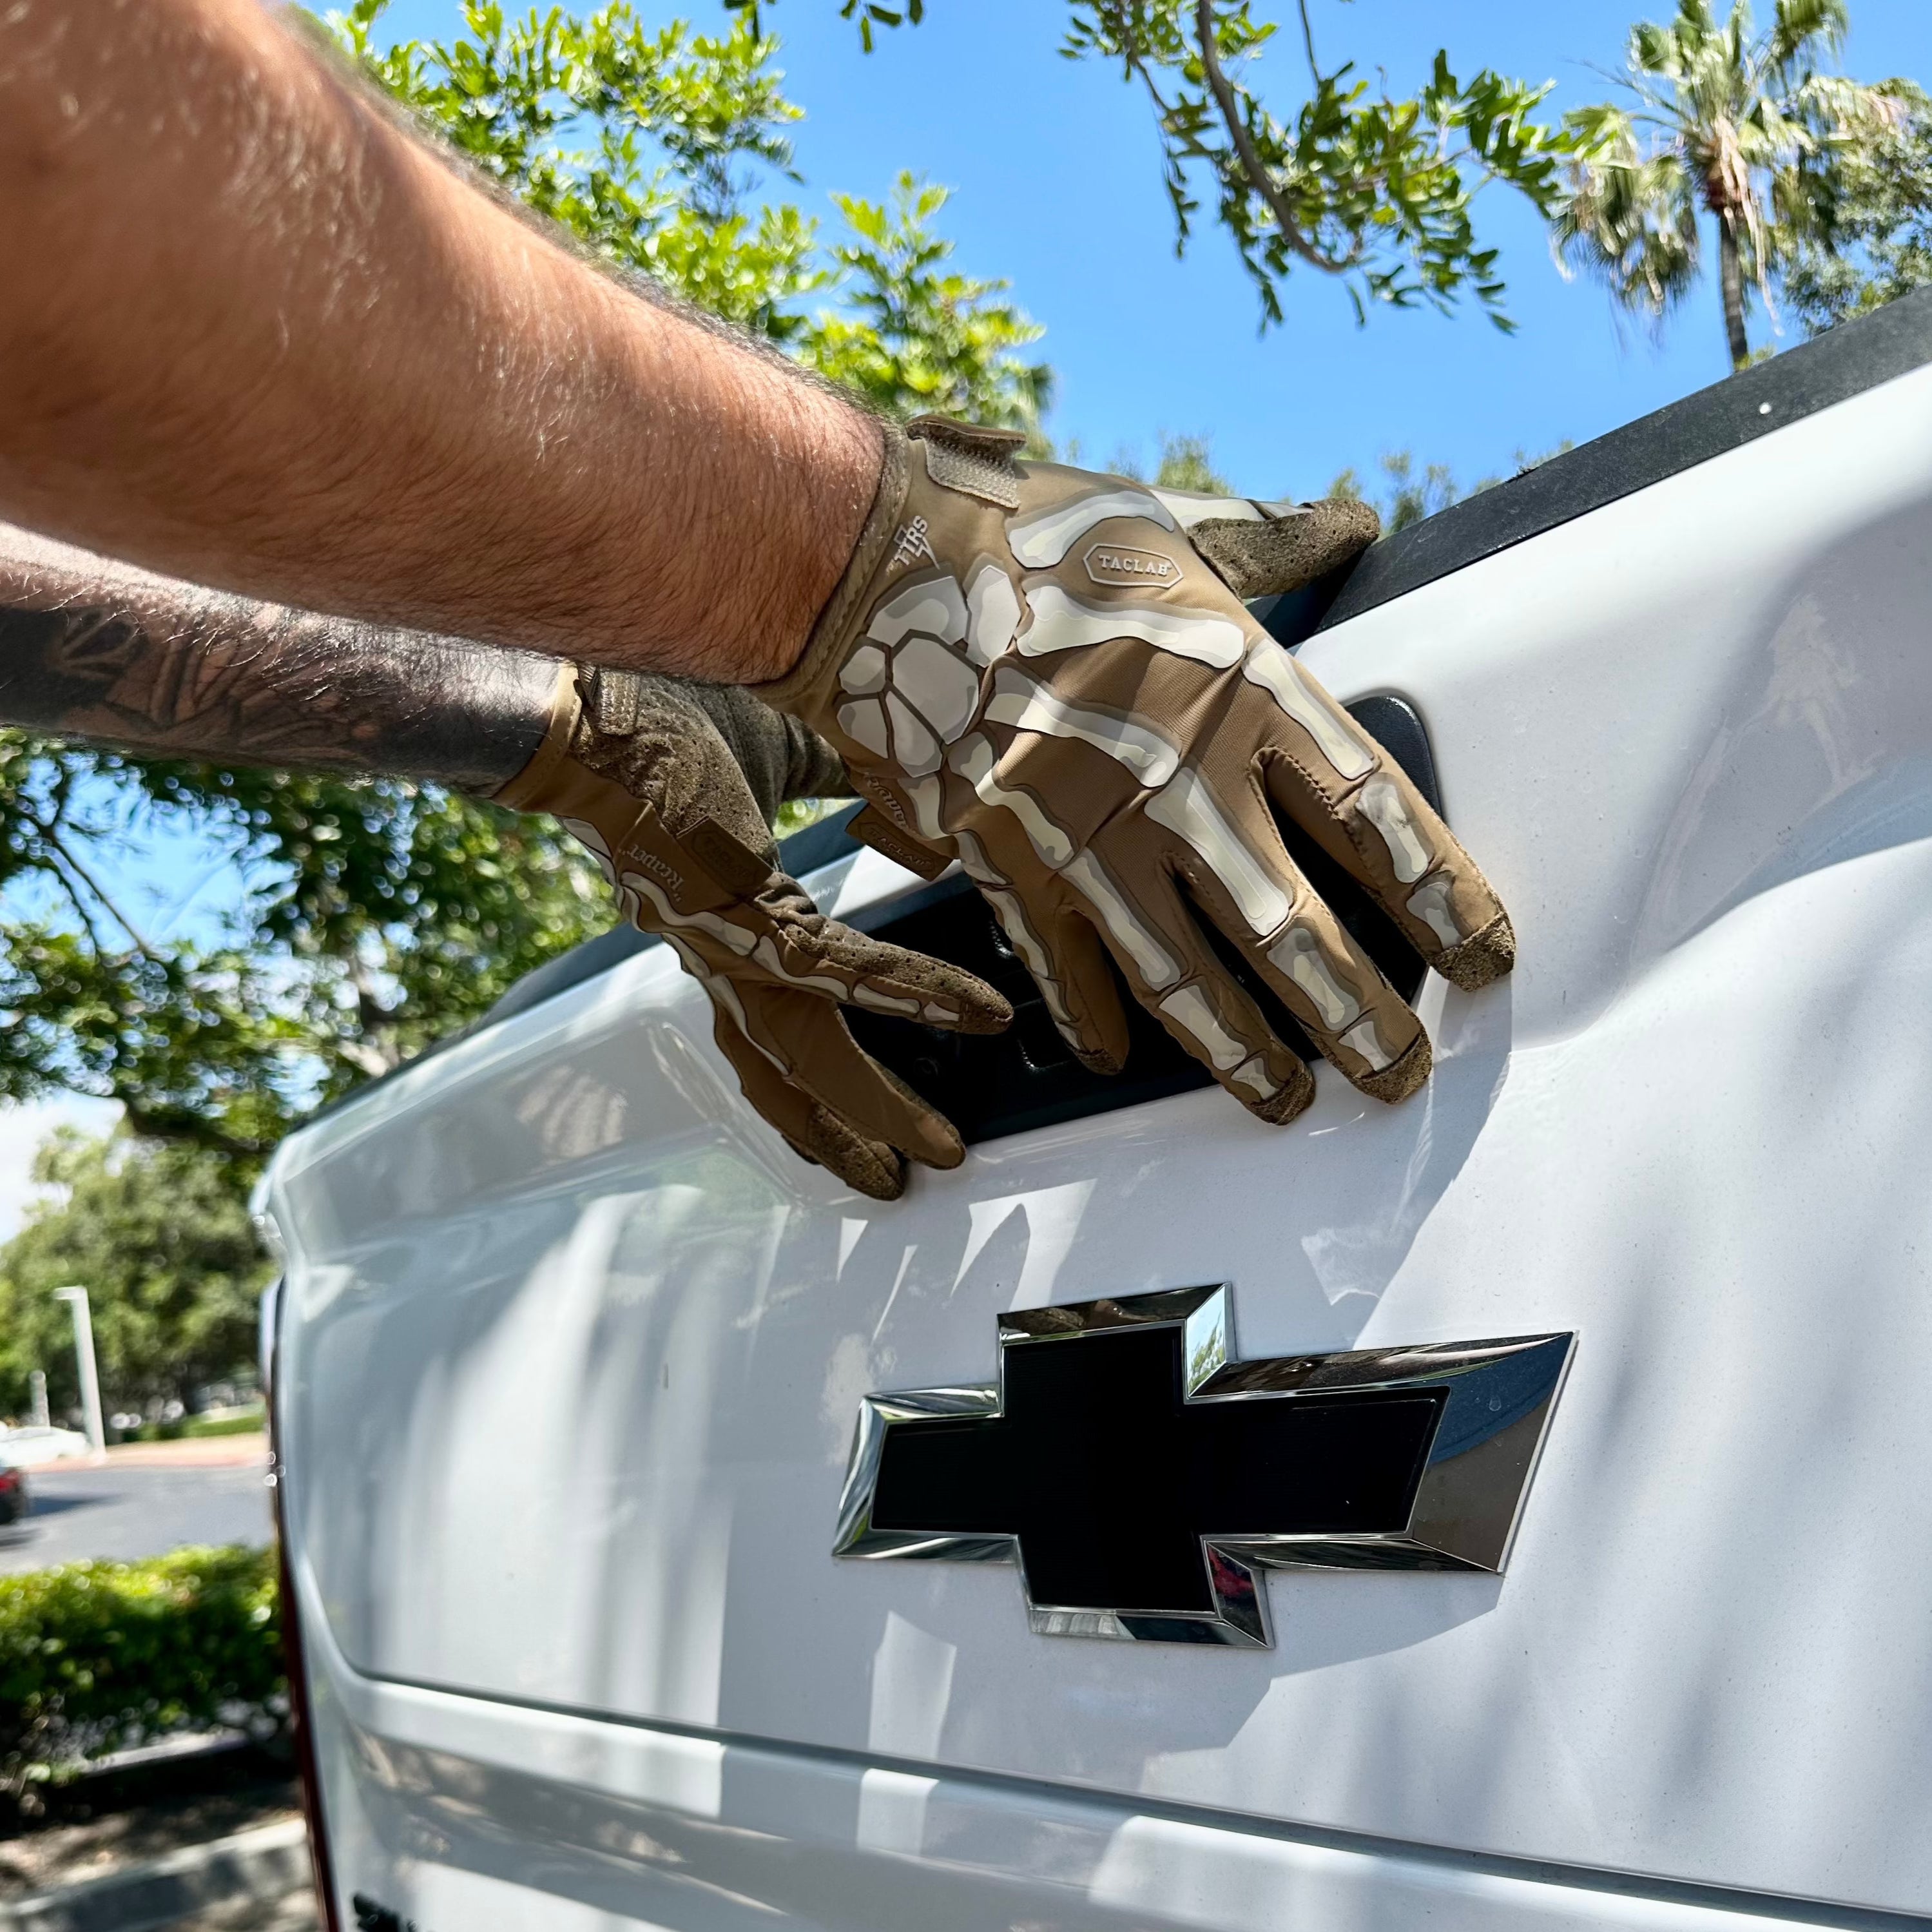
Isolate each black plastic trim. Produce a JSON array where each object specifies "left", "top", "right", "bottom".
[{"left": 1319, "top": 284, "right": 1932, "bottom": 632}]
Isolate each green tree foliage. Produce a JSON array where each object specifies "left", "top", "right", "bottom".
[
  {"left": 0, "top": 2, "right": 1048, "bottom": 1169},
  {"left": 0, "top": 1547, "right": 283, "bottom": 1784},
  {"left": 334, "top": 0, "right": 821, "bottom": 332},
  {"left": 1553, "top": 0, "right": 1913, "bottom": 369},
  {"left": 1327, "top": 450, "right": 1470, "bottom": 533},
  {"left": 0, "top": 1130, "right": 273, "bottom": 1419},
  {"left": 332, "top": 0, "right": 1048, "bottom": 428},
  {"left": 806, "top": 175, "right": 1050, "bottom": 430},
  {"left": 1149, "top": 435, "right": 1230, "bottom": 494},
  {"left": 734, "top": 0, "right": 1581, "bottom": 329},
  {"left": 1779, "top": 87, "right": 1932, "bottom": 330},
  {"left": 1326, "top": 444, "right": 1576, "bottom": 533},
  {"left": 1, "top": 745, "right": 606, "bottom": 1155},
  {"left": 1103, "top": 432, "right": 1233, "bottom": 492}
]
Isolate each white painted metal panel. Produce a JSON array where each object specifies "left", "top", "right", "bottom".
[{"left": 269, "top": 362, "right": 1932, "bottom": 1922}]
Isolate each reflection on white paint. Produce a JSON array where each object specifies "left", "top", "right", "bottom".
[
  {"left": 821, "top": 1331, "right": 883, "bottom": 1465},
  {"left": 858, "top": 1612, "right": 957, "bottom": 1855},
  {"left": 836, "top": 1217, "right": 867, "bottom": 1276},
  {"left": 951, "top": 1179, "right": 1098, "bottom": 1308},
  {"left": 412, "top": 1860, "right": 668, "bottom": 1930},
  {"left": 856, "top": 1768, "right": 942, "bottom": 1858},
  {"left": 1089, "top": 1811, "right": 1759, "bottom": 1932},
  {"left": 868, "top": 1611, "right": 958, "bottom": 1758}
]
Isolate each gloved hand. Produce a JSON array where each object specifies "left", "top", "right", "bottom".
[
  {"left": 496, "top": 666, "right": 1010, "bottom": 1199},
  {"left": 758, "top": 418, "right": 1513, "bottom": 1125}
]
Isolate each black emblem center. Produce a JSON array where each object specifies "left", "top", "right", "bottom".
[
  {"left": 836, "top": 1286, "right": 1573, "bottom": 1647},
  {"left": 873, "top": 1325, "right": 1442, "bottom": 1616}
]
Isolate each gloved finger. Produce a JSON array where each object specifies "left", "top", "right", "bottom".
[
  {"left": 1035, "top": 900, "right": 1135, "bottom": 1074},
  {"left": 1242, "top": 639, "right": 1516, "bottom": 989},
  {"left": 1166, "top": 494, "right": 1381, "bottom": 601},
  {"left": 954, "top": 829, "right": 1130, "bottom": 1074},
  {"left": 731, "top": 981, "right": 966, "bottom": 1174},
  {"left": 727, "top": 1045, "right": 912, "bottom": 1201},
  {"left": 769, "top": 918, "right": 1013, "bottom": 1036},
  {"left": 780, "top": 1116, "right": 907, "bottom": 1204},
  {"left": 674, "top": 943, "right": 963, "bottom": 1193},
  {"left": 697, "top": 992, "right": 906, "bottom": 1198},
  {"left": 1065, "top": 855, "right": 1315, "bottom": 1123},
  {"left": 1160, "top": 812, "right": 1432, "bottom": 1105}
]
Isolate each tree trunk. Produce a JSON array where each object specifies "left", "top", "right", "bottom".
[{"left": 1717, "top": 217, "right": 1750, "bottom": 371}]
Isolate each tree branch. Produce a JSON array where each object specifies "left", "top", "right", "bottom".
[
  {"left": 31, "top": 816, "right": 162, "bottom": 961},
  {"left": 41, "top": 851, "right": 115, "bottom": 963},
  {"left": 117, "top": 1096, "right": 275, "bottom": 1160},
  {"left": 1192, "top": 0, "right": 1358, "bottom": 274}
]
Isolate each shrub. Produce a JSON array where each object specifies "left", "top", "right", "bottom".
[
  {"left": 183, "top": 1409, "right": 267, "bottom": 1440},
  {"left": 0, "top": 1545, "right": 285, "bottom": 1784}
]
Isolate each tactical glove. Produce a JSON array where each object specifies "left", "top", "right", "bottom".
[
  {"left": 758, "top": 418, "right": 1513, "bottom": 1125},
  {"left": 496, "top": 666, "right": 1010, "bottom": 1199}
]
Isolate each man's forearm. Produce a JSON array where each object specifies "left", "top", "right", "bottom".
[
  {"left": 0, "top": 525, "right": 556, "bottom": 793},
  {"left": 0, "top": 0, "right": 878, "bottom": 682}
]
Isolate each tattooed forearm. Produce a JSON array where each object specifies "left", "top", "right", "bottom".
[{"left": 0, "top": 526, "right": 555, "bottom": 795}]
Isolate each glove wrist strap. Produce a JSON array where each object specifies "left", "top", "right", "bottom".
[
  {"left": 493, "top": 662, "right": 583, "bottom": 810},
  {"left": 755, "top": 420, "right": 911, "bottom": 711}
]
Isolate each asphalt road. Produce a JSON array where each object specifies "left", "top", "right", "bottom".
[{"left": 0, "top": 1462, "right": 274, "bottom": 1573}]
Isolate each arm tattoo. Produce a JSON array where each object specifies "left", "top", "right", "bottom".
[{"left": 0, "top": 530, "right": 554, "bottom": 795}]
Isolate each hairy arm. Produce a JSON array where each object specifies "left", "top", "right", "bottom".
[{"left": 0, "top": 0, "right": 878, "bottom": 682}]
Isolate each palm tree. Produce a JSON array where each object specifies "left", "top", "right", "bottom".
[{"left": 1555, "top": 0, "right": 1904, "bottom": 369}]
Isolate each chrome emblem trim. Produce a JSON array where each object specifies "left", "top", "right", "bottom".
[{"left": 834, "top": 1284, "right": 1574, "bottom": 1647}]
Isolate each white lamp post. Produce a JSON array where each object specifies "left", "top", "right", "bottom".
[{"left": 53, "top": 1287, "right": 106, "bottom": 1458}]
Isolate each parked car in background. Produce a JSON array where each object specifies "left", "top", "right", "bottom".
[
  {"left": 0, "top": 1459, "right": 28, "bottom": 1525},
  {"left": 265, "top": 290, "right": 1932, "bottom": 1931},
  {"left": 0, "top": 1426, "right": 91, "bottom": 1469}
]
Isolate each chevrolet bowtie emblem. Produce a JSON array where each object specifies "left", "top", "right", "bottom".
[{"left": 834, "top": 1285, "right": 1574, "bottom": 1647}]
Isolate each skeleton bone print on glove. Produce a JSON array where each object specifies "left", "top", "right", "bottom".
[
  {"left": 496, "top": 667, "right": 1010, "bottom": 1199},
  {"left": 761, "top": 418, "right": 1514, "bottom": 1125}
]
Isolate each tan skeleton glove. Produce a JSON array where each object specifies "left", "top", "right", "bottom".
[
  {"left": 496, "top": 667, "right": 1010, "bottom": 1200},
  {"left": 758, "top": 419, "right": 1514, "bottom": 1126}
]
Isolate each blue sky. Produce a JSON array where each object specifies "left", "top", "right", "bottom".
[
  {"left": 383, "top": 0, "right": 1928, "bottom": 493},
  {"left": 2, "top": 0, "right": 1926, "bottom": 1222}
]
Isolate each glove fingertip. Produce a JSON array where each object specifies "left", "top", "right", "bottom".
[
  {"left": 920, "top": 1132, "right": 968, "bottom": 1172},
  {"left": 799, "top": 1107, "right": 908, "bottom": 1202},
  {"left": 894, "top": 969, "right": 1012, "bottom": 1036},
  {"left": 1195, "top": 495, "right": 1382, "bottom": 599},
  {"left": 1352, "top": 1030, "right": 1432, "bottom": 1105},
  {"left": 1244, "top": 1058, "right": 1317, "bottom": 1126},
  {"left": 1070, "top": 1041, "right": 1126, "bottom": 1076},
  {"left": 951, "top": 989, "right": 1014, "bottom": 1036},
  {"left": 1434, "top": 910, "right": 1516, "bottom": 992}
]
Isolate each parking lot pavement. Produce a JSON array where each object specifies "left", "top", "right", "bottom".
[{"left": 0, "top": 1457, "right": 273, "bottom": 1573}]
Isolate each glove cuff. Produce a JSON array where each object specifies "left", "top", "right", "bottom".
[
  {"left": 755, "top": 420, "right": 913, "bottom": 712},
  {"left": 492, "top": 661, "right": 583, "bottom": 809}
]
